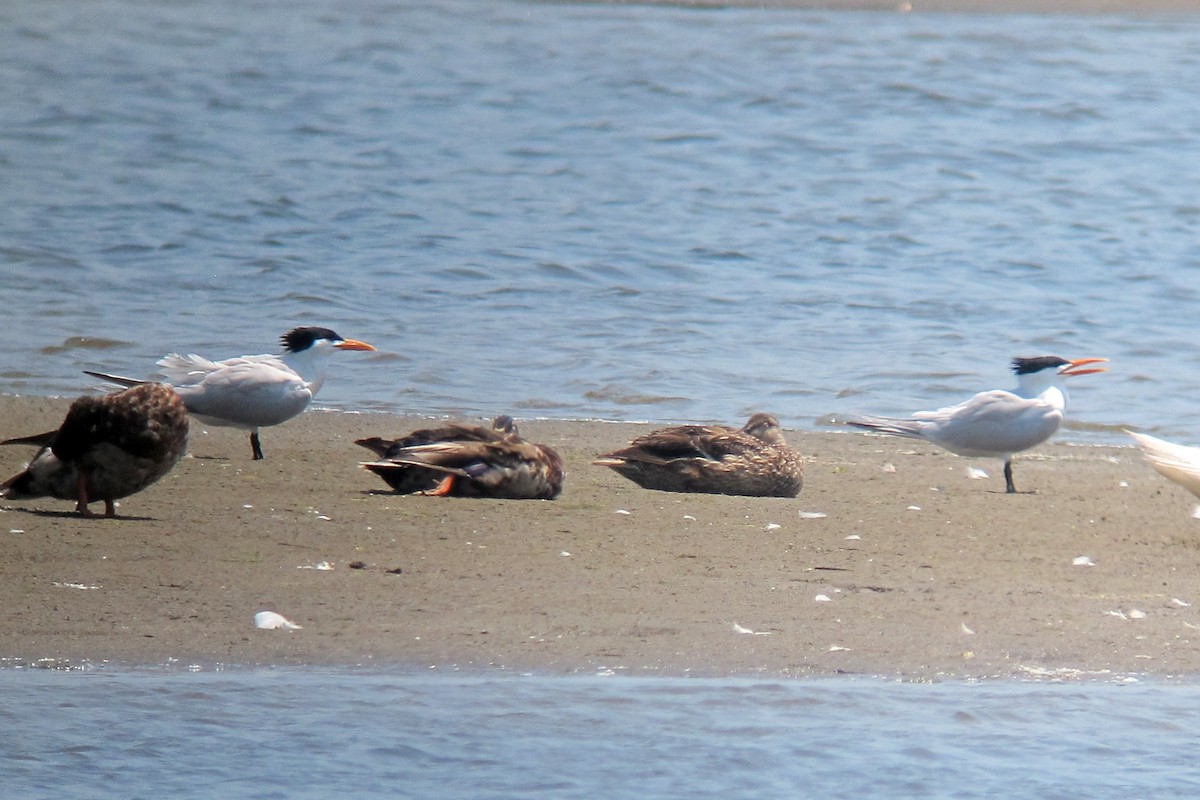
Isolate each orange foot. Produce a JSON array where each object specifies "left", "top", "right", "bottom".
[{"left": 421, "top": 476, "right": 455, "bottom": 497}]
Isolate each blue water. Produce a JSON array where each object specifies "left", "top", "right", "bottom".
[
  {"left": 2, "top": 0, "right": 1200, "bottom": 441},
  {"left": 6, "top": 1, "right": 1200, "bottom": 794},
  {"left": 3, "top": 669, "right": 1200, "bottom": 800}
]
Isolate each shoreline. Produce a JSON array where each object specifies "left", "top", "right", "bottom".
[
  {"left": 586, "top": 0, "right": 1200, "bottom": 15},
  {"left": 3, "top": 394, "right": 1200, "bottom": 681}
]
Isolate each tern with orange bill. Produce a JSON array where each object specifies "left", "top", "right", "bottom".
[
  {"left": 845, "top": 356, "right": 1108, "bottom": 493},
  {"left": 87, "top": 326, "right": 375, "bottom": 460}
]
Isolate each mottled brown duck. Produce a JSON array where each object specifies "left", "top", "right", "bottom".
[
  {"left": 594, "top": 412, "right": 803, "bottom": 497},
  {"left": 358, "top": 416, "right": 563, "bottom": 500}
]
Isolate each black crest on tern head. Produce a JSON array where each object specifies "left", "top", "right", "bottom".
[
  {"left": 1010, "top": 356, "right": 1071, "bottom": 376},
  {"left": 280, "top": 327, "right": 342, "bottom": 353}
]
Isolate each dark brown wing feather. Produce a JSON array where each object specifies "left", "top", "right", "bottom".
[
  {"left": 53, "top": 384, "right": 187, "bottom": 463},
  {"left": 1, "top": 429, "right": 59, "bottom": 448},
  {"left": 600, "top": 425, "right": 739, "bottom": 465}
]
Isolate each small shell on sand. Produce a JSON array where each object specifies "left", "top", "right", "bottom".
[{"left": 254, "top": 611, "right": 303, "bottom": 630}]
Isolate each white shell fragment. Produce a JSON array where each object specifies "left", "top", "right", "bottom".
[
  {"left": 814, "top": 594, "right": 832, "bottom": 603},
  {"left": 732, "top": 622, "right": 772, "bottom": 636},
  {"left": 254, "top": 611, "right": 303, "bottom": 630},
  {"left": 965, "top": 466, "right": 989, "bottom": 480},
  {"left": 798, "top": 511, "right": 827, "bottom": 519},
  {"left": 298, "top": 561, "right": 334, "bottom": 571},
  {"left": 1073, "top": 555, "right": 1096, "bottom": 567},
  {"left": 1172, "top": 598, "right": 1191, "bottom": 608},
  {"left": 765, "top": 523, "right": 782, "bottom": 531}
]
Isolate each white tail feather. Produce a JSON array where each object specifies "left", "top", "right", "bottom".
[{"left": 1128, "top": 430, "right": 1200, "bottom": 499}]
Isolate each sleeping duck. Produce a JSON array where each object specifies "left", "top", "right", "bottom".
[
  {"left": 593, "top": 412, "right": 802, "bottom": 497},
  {"left": 357, "top": 415, "right": 564, "bottom": 500}
]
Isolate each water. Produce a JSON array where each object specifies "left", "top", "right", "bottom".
[
  {"left": 5, "top": 2, "right": 1200, "bottom": 793},
  {"left": 2, "top": 668, "right": 1199, "bottom": 799},
  {"left": 2, "top": 0, "right": 1199, "bottom": 442}
]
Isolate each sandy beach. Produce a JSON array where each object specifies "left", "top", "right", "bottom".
[{"left": 3, "top": 393, "right": 1199, "bottom": 680}]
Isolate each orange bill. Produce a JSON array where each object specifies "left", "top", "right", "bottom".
[
  {"left": 1061, "top": 357, "right": 1108, "bottom": 377},
  {"left": 335, "top": 338, "right": 376, "bottom": 351}
]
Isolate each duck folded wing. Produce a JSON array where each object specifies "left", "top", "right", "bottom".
[{"left": 601, "top": 425, "right": 747, "bottom": 465}]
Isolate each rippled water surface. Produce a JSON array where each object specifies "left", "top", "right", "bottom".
[
  {"left": 5, "top": 6, "right": 1200, "bottom": 793},
  {"left": 4, "top": 669, "right": 1200, "bottom": 799},
  {"left": 3, "top": 1, "right": 1200, "bottom": 441}
]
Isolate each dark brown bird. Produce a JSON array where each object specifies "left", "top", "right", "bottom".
[
  {"left": 1, "top": 383, "right": 189, "bottom": 517},
  {"left": 358, "top": 416, "right": 564, "bottom": 499},
  {"left": 593, "top": 412, "right": 803, "bottom": 497}
]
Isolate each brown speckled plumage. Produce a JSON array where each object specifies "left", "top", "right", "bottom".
[
  {"left": 1, "top": 383, "right": 188, "bottom": 517},
  {"left": 594, "top": 412, "right": 803, "bottom": 497},
  {"left": 358, "top": 416, "right": 564, "bottom": 500}
]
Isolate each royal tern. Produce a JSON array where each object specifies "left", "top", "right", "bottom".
[
  {"left": 845, "top": 356, "right": 1108, "bottom": 493},
  {"left": 359, "top": 416, "right": 564, "bottom": 500},
  {"left": 87, "top": 326, "right": 375, "bottom": 460},
  {"left": 593, "top": 412, "right": 804, "bottom": 497},
  {"left": 1127, "top": 431, "right": 1200, "bottom": 499},
  {"left": 1, "top": 383, "right": 188, "bottom": 517}
]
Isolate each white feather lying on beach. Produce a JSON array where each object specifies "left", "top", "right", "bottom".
[{"left": 254, "top": 611, "right": 303, "bottom": 630}]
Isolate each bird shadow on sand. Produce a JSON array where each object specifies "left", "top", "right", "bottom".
[
  {"left": 2, "top": 506, "right": 161, "bottom": 522},
  {"left": 359, "top": 489, "right": 405, "bottom": 498}
]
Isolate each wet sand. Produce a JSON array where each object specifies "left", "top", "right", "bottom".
[{"left": 3, "top": 394, "right": 1199, "bottom": 679}]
